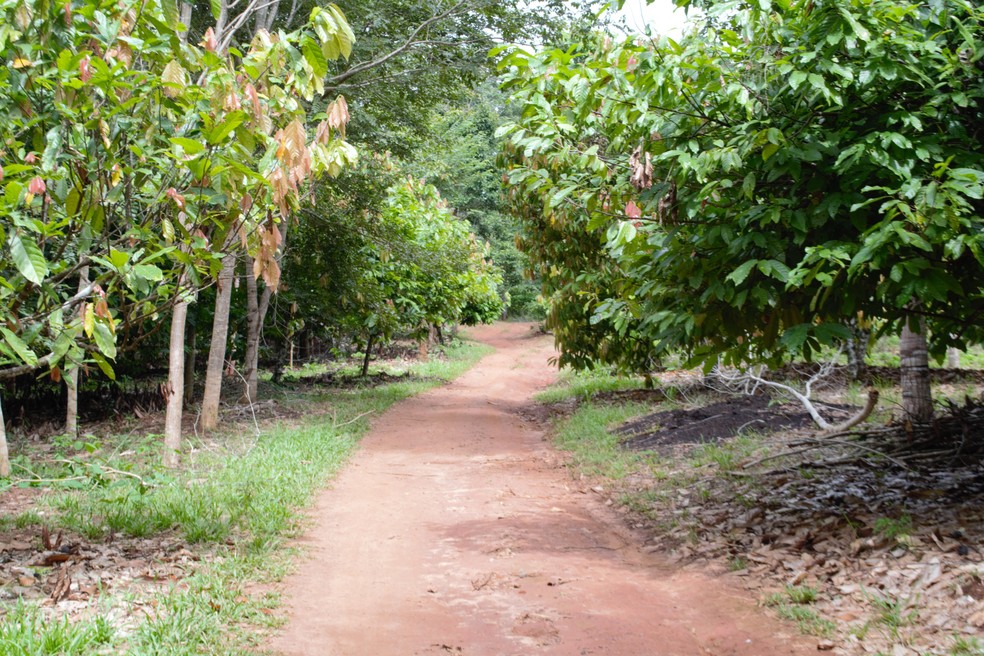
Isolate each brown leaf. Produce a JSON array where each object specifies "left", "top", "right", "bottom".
[
  {"left": 201, "top": 27, "right": 218, "bottom": 53},
  {"left": 628, "top": 145, "right": 653, "bottom": 190}
]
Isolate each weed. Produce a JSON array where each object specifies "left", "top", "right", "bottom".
[
  {"left": 728, "top": 556, "right": 748, "bottom": 571},
  {"left": 785, "top": 584, "right": 819, "bottom": 605},
  {"left": 864, "top": 589, "right": 918, "bottom": 642},
  {"left": 775, "top": 604, "right": 836, "bottom": 637},
  {"left": 552, "top": 402, "right": 650, "bottom": 478},
  {"left": 535, "top": 368, "right": 644, "bottom": 404},
  {"left": 951, "top": 636, "right": 984, "bottom": 656},
  {"left": 873, "top": 514, "right": 913, "bottom": 545}
]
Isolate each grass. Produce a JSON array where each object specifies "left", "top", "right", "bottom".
[
  {"left": 551, "top": 402, "right": 650, "bottom": 478},
  {"left": 873, "top": 514, "right": 913, "bottom": 545},
  {"left": 951, "top": 636, "right": 984, "bottom": 656},
  {"left": 763, "top": 585, "right": 835, "bottom": 638},
  {"left": 535, "top": 367, "right": 645, "bottom": 404},
  {"left": 0, "top": 339, "right": 492, "bottom": 655},
  {"left": 0, "top": 602, "right": 115, "bottom": 655}
]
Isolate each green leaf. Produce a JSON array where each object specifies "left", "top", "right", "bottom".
[
  {"left": 161, "top": 0, "right": 179, "bottom": 29},
  {"left": 761, "top": 143, "right": 779, "bottom": 161},
  {"left": 5, "top": 181, "right": 22, "bottom": 205},
  {"left": 93, "top": 321, "right": 117, "bottom": 360},
  {"left": 726, "top": 260, "right": 758, "bottom": 285},
  {"left": 132, "top": 264, "right": 163, "bottom": 281},
  {"left": 170, "top": 137, "right": 204, "bottom": 154},
  {"left": 91, "top": 352, "right": 116, "bottom": 380},
  {"left": 209, "top": 0, "right": 221, "bottom": 20},
  {"left": 8, "top": 232, "right": 49, "bottom": 284},
  {"left": 302, "top": 38, "right": 329, "bottom": 78},
  {"left": 42, "top": 127, "right": 62, "bottom": 173},
  {"left": 206, "top": 111, "right": 246, "bottom": 146},
  {"left": 0, "top": 326, "right": 38, "bottom": 366}
]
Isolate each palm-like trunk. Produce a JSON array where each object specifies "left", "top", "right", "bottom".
[
  {"left": 201, "top": 253, "right": 236, "bottom": 430},
  {"left": 900, "top": 315, "right": 933, "bottom": 423}
]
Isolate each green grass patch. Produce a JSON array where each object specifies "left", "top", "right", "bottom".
[
  {"left": 553, "top": 402, "right": 650, "bottom": 478},
  {"left": 0, "top": 602, "right": 115, "bottom": 655},
  {"left": 535, "top": 368, "right": 644, "bottom": 404}
]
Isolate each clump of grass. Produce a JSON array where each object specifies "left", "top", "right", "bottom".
[
  {"left": 0, "top": 602, "right": 114, "bottom": 654},
  {"left": 764, "top": 585, "right": 834, "bottom": 637},
  {"left": 865, "top": 589, "right": 918, "bottom": 643},
  {"left": 951, "top": 636, "right": 984, "bottom": 656},
  {"left": 552, "top": 402, "right": 650, "bottom": 478},
  {"left": 873, "top": 514, "right": 913, "bottom": 545}
]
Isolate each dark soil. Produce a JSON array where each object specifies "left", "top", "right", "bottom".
[{"left": 616, "top": 395, "right": 858, "bottom": 451}]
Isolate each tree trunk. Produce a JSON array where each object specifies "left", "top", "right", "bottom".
[
  {"left": 179, "top": 1, "right": 193, "bottom": 40},
  {"left": 183, "top": 321, "right": 197, "bottom": 406},
  {"left": 242, "top": 260, "right": 261, "bottom": 404},
  {"left": 0, "top": 393, "right": 9, "bottom": 477},
  {"left": 845, "top": 327, "right": 870, "bottom": 381},
  {"left": 65, "top": 266, "right": 90, "bottom": 436},
  {"left": 947, "top": 347, "right": 961, "bottom": 369},
  {"left": 362, "top": 333, "right": 376, "bottom": 377},
  {"left": 164, "top": 292, "right": 189, "bottom": 468},
  {"left": 242, "top": 220, "right": 285, "bottom": 403},
  {"left": 900, "top": 316, "right": 933, "bottom": 423},
  {"left": 201, "top": 253, "right": 236, "bottom": 430}
]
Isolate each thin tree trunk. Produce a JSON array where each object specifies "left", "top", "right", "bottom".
[
  {"left": 183, "top": 321, "right": 197, "bottom": 406},
  {"left": 65, "top": 266, "right": 90, "bottom": 436},
  {"left": 362, "top": 333, "right": 376, "bottom": 377},
  {"left": 0, "top": 393, "right": 9, "bottom": 477},
  {"left": 242, "top": 220, "right": 286, "bottom": 403},
  {"left": 164, "top": 283, "right": 190, "bottom": 468},
  {"left": 242, "top": 260, "right": 261, "bottom": 404},
  {"left": 179, "top": 1, "right": 193, "bottom": 40},
  {"left": 845, "top": 324, "right": 870, "bottom": 382},
  {"left": 900, "top": 315, "right": 933, "bottom": 423},
  {"left": 201, "top": 253, "right": 236, "bottom": 430},
  {"left": 947, "top": 347, "right": 961, "bottom": 369}
]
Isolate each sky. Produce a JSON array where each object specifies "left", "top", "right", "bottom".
[{"left": 612, "top": 0, "right": 695, "bottom": 37}]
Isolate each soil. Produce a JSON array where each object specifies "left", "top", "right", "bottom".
[
  {"left": 616, "top": 395, "right": 858, "bottom": 451},
  {"left": 269, "top": 322, "right": 814, "bottom": 656}
]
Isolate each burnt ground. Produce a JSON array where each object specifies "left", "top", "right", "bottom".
[{"left": 615, "top": 395, "right": 858, "bottom": 451}]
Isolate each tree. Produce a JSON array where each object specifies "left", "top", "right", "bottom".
[
  {"left": 498, "top": 0, "right": 984, "bottom": 421},
  {"left": 0, "top": 0, "right": 357, "bottom": 469}
]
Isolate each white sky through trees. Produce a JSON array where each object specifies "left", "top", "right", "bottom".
[{"left": 612, "top": 0, "right": 693, "bottom": 36}]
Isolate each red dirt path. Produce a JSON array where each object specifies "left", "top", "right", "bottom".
[{"left": 269, "top": 322, "right": 814, "bottom": 655}]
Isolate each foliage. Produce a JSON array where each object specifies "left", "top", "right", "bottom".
[
  {"left": 279, "top": 161, "right": 503, "bottom": 356},
  {"left": 498, "top": 0, "right": 984, "bottom": 373},
  {"left": 0, "top": 0, "right": 357, "bottom": 381},
  {"left": 411, "top": 82, "right": 544, "bottom": 318}
]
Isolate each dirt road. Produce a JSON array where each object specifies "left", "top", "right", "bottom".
[{"left": 270, "top": 323, "right": 812, "bottom": 655}]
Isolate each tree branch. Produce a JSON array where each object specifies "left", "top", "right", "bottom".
[{"left": 327, "top": 0, "right": 472, "bottom": 87}]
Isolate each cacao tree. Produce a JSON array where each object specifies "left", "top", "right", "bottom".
[{"left": 498, "top": 0, "right": 983, "bottom": 421}]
